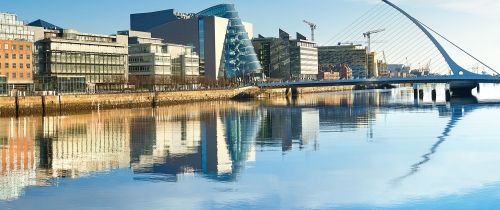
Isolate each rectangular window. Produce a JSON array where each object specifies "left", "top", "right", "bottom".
[
  {"left": 12, "top": 54, "right": 16, "bottom": 59},
  {"left": 27, "top": 72, "right": 31, "bottom": 78},
  {"left": 4, "top": 54, "right": 8, "bottom": 59},
  {"left": 26, "top": 45, "right": 31, "bottom": 50},
  {"left": 12, "top": 73, "right": 16, "bottom": 78},
  {"left": 5, "top": 63, "right": 8, "bottom": 68},
  {"left": 20, "top": 63, "right": 23, "bottom": 69},
  {"left": 12, "top": 44, "right": 16, "bottom": 50},
  {"left": 27, "top": 55, "right": 31, "bottom": 59},
  {"left": 19, "top": 45, "right": 23, "bottom": 50},
  {"left": 4, "top": 44, "right": 8, "bottom": 50},
  {"left": 19, "top": 54, "right": 23, "bottom": 59},
  {"left": 27, "top": 64, "right": 31, "bottom": 69},
  {"left": 19, "top": 73, "right": 23, "bottom": 78},
  {"left": 12, "top": 63, "right": 16, "bottom": 68}
]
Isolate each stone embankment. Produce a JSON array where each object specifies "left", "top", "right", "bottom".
[{"left": 0, "top": 85, "right": 353, "bottom": 117}]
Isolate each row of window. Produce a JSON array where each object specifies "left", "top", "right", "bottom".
[
  {"left": 0, "top": 72, "right": 31, "bottom": 79},
  {"left": 2, "top": 44, "right": 31, "bottom": 51},
  {"left": 49, "top": 52, "right": 125, "bottom": 65},
  {"left": 0, "top": 63, "right": 31, "bottom": 69},
  {"left": 0, "top": 53, "right": 31, "bottom": 59}
]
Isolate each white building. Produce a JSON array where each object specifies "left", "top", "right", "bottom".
[{"left": 120, "top": 30, "right": 199, "bottom": 89}]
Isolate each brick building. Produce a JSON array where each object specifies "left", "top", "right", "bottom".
[{"left": 0, "top": 40, "right": 34, "bottom": 90}]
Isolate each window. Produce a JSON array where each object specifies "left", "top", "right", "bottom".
[
  {"left": 19, "top": 73, "right": 23, "bottom": 78},
  {"left": 12, "top": 54, "right": 16, "bottom": 59},
  {"left": 5, "top": 73, "right": 8, "bottom": 78},
  {"left": 20, "top": 63, "right": 23, "bottom": 69},
  {"left": 12, "top": 73, "right": 16, "bottom": 78},
  {"left": 27, "top": 64, "right": 31, "bottom": 69},
  {"left": 12, "top": 63, "right": 16, "bottom": 68},
  {"left": 4, "top": 54, "right": 8, "bottom": 59},
  {"left": 26, "top": 45, "right": 31, "bottom": 50},
  {"left": 27, "top": 55, "right": 30, "bottom": 60},
  {"left": 5, "top": 63, "right": 8, "bottom": 68},
  {"left": 12, "top": 44, "right": 16, "bottom": 50},
  {"left": 4, "top": 44, "right": 8, "bottom": 50},
  {"left": 19, "top": 45, "right": 23, "bottom": 50},
  {"left": 19, "top": 54, "right": 23, "bottom": 59},
  {"left": 27, "top": 72, "right": 31, "bottom": 78}
]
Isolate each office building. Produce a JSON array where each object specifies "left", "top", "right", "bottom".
[
  {"left": 32, "top": 22, "right": 128, "bottom": 92},
  {"left": 367, "top": 52, "right": 378, "bottom": 77},
  {"left": 318, "top": 44, "right": 370, "bottom": 78},
  {"left": 254, "top": 30, "right": 318, "bottom": 80},
  {"left": 0, "top": 75, "right": 6, "bottom": 94},
  {"left": 130, "top": 4, "right": 261, "bottom": 80},
  {"left": 120, "top": 30, "right": 199, "bottom": 90},
  {"left": 252, "top": 35, "right": 272, "bottom": 78},
  {"left": 0, "top": 13, "right": 40, "bottom": 91}
]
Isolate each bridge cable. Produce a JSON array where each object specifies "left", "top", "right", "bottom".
[
  {"left": 418, "top": 21, "right": 499, "bottom": 75},
  {"left": 322, "top": 3, "right": 383, "bottom": 46}
]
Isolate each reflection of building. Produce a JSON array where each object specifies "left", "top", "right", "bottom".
[
  {"left": 0, "top": 101, "right": 262, "bottom": 201},
  {"left": 257, "top": 108, "right": 319, "bottom": 151},
  {"left": 0, "top": 118, "right": 39, "bottom": 201},
  {"left": 39, "top": 114, "right": 131, "bottom": 178},
  {"left": 0, "top": 13, "right": 37, "bottom": 91},
  {"left": 131, "top": 4, "right": 261, "bottom": 80},
  {"left": 32, "top": 21, "right": 128, "bottom": 92},
  {"left": 120, "top": 30, "right": 199, "bottom": 90},
  {"left": 129, "top": 106, "right": 259, "bottom": 181},
  {"left": 253, "top": 30, "right": 318, "bottom": 80}
]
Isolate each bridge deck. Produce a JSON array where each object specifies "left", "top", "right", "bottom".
[{"left": 257, "top": 76, "right": 500, "bottom": 88}]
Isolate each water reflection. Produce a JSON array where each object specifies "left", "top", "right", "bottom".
[
  {"left": 0, "top": 88, "right": 499, "bottom": 208},
  {"left": 394, "top": 96, "right": 478, "bottom": 183}
]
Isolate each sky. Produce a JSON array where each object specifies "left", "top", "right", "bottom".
[{"left": 1, "top": 0, "right": 499, "bottom": 70}]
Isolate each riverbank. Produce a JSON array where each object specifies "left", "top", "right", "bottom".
[{"left": 0, "top": 85, "right": 354, "bottom": 117}]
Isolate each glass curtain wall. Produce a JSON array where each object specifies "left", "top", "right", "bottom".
[{"left": 197, "top": 4, "right": 262, "bottom": 78}]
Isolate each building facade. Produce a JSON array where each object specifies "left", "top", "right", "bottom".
[
  {"left": 0, "top": 75, "right": 6, "bottom": 94},
  {"left": 130, "top": 4, "right": 261, "bottom": 80},
  {"left": 254, "top": 30, "right": 318, "bottom": 80},
  {"left": 0, "top": 40, "right": 34, "bottom": 91},
  {"left": 251, "top": 35, "right": 272, "bottom": 79},
  {"left": 121, "top": 30, "right": 199, "bottom": 90},
  {"left": 318, "top": 44, "right": 370, "bottom": 79},
  {"left": 34, "top": 27, "right": 128, "bottom": 92},
  {"left": 0, "top": 13, "right": 38, "bottom": 91}
]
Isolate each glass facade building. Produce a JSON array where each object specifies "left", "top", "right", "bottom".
[
  {"left": 0, "top": 75, "right": 7, "bottom": 94},
  {"left": 196, "top": 4, "right": 261, "bottom": 78},
  {"left": 35, "top": 29, "right": 129, "bottom": 92},
  {"left": 130, "top": 4, "right": 261, "bottom": 80}
]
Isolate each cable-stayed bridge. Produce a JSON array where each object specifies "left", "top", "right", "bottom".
[{"left": 258, "top": 0, "right": 500, "bottom": 96}]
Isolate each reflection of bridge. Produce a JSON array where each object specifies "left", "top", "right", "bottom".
[{"left": 259, "top": 0, "right": 500, "bottom": 96}]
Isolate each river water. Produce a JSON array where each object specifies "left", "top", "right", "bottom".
[{"left": 1, "top": 85, "right": 500, "bottom": 210}]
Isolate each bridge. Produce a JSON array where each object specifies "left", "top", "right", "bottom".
[{"left": 257, "top": 0, "right": 500, "bottom": 97}]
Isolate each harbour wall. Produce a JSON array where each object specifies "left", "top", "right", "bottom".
[{"left": 0, "top": 86, "right": 354, "bottom": 117}]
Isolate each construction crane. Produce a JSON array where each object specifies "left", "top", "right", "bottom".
[
  {"left": 303, "top": 20, "right": 317, "bottom": 42},
  {"left": 363, "top": 29, "right": 385, "bottom": 52}
]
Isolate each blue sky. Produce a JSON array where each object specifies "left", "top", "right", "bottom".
[{"left": 1, "top": 0, "right": 499, "bottom": 70}]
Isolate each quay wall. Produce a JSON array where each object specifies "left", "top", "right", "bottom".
[{"left": 0, "top": 86, "right": 353, "bottom": 117}]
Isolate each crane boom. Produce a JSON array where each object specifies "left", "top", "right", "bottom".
[
  {"left": 363, "top": 28, "right": 385, "bottom": 52},
  {"left": 303, "top": 20, "right": 317, "bottom": 41}
]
